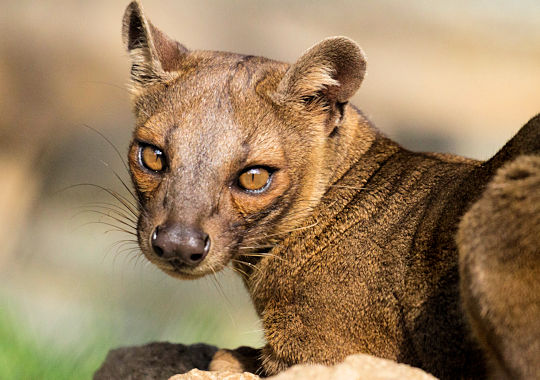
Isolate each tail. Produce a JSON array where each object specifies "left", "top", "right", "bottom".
[{"left": 458, "top": 155, "right": 540, "bottom": 380}]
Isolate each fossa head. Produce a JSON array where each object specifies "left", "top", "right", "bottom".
[{"left": 122, "top": 0, "right": 367, "bottom": 279}]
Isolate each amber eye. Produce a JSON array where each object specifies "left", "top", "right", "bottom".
[
  {"left": 139, "top": 144, "right": 166, "bottom": 172},
  {"left": 238, "top": 167, "right": 271, "bottom": 192}
]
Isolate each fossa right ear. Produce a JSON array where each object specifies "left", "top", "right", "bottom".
[{"left": 122, "top": 0, "right": 188, "bottom": 95}]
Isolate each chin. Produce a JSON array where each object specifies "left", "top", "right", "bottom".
[
  {"left": 159, "top": 266, "right": 208, "bottom": 280},
  {"left": 156, "top": 256, "right": 230, "bottom": 280}
]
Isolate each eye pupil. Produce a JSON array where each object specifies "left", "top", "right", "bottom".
[{"left": 239, "top": 167, "right": 271, "bottom": 192}]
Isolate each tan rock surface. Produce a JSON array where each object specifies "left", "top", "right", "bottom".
[
  {"left": 169, "top": 354, "right": 437, "bottom": 380},
  {"left": 270, "top": 354, "right": 437, "bottom": 380},
  {"left": 169, "top": 369, "right": 260, "bottom": 380}
]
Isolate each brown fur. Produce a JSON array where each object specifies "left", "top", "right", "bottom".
[
  {"left": 458, "top": 155, "right": 540, "bottom": 380},
  {"left": 116, "top": 1, "right": 540, "bottom": 379}
]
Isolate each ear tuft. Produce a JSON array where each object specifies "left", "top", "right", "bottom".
[
  {"left": 276, "top": 36, "right": 366, "bottom": 104},
  {"left": 122, "top": 1, "right": 188, "bottom": 93}
]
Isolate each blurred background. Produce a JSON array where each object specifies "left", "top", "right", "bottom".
[{"left": 1, "top": 0, "right": 539, "bottom": 378}]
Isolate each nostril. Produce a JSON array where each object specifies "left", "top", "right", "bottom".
[
  {"left": 154, "top": 245, "right": 164, "bottom": 257},
  {"left": 151, "top": 224, "right": 210, "bottom": 265},
  {"left": 203, "top": 234, "right": 210, "bottom": 254},
  {"left": 151, "top": 227, "right": 164, "bottom": 257},
  {"left": 190, "top": 253, "right": 203, "bottom": 262},
  {"left": 188, "top": 234, "right": 210, "bottom": 264}
]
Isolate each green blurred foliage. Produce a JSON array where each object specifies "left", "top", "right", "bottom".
[{"left": 0, "top": 308, "right": 110, "bottom": 379}]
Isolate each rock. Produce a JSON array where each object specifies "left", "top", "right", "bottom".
[
  {"left": 167, "top": 353, "right": 437, "bottom": 380},
  {"left": 94, "top": 342, "right": 437, "bottom": 380},
  {"left": 268, "top": 353, "right": 437, "bottom": 380},
  {"left": 169, "top": 369, "right": 260, "bottom": 380},
  {"left": 94, "top": 342, "right": 218, "bottom": 380}
]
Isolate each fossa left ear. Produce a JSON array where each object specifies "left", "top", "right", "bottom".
[{"left": 275, "top": 36, "right": 367, "bottom": 134}]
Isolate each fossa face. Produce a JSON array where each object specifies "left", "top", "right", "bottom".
[
  {"left": 128, "top": 53, "right": 331, "bottom": 279},
  {"left": 123, "top": 1, "right": 365, "bottom": 280}
]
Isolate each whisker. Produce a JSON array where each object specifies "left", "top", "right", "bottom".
[
  {"left": 237, "top": 245, "right": 275, "bottom": 250},
  {"left": 209, "top": 266, "right": 226, "bottom": 299},
  {"left": 80, "top": 220, "right": 138, "bottom": 236},
  {"left": 118, "top": 246, "right": 142, "bottom": 258},
  {"left": 240, "top": 328, "right": 265, "bottom": 334},
  {"left": 63, "top": 183, "right": 139, "bottom": 217},
  {"left": 82, "top": 124, "right": 129, "bottom": 173},
  {"left": 111, "top": 246, "right": 138, "bottom": 259},
  {"left": 99, "top": 160, "right": 139, "bottom": 203},
  {"left": 328, "top": 184, "right": 366, "bottom": 190},
  {"left": 80, "top": 183, "right": 138, "bottom": 211},
  {"left": 126, "top": 250, "right": 141, "bottom": 268},
  {"left": 80, "top": 203, "right": 138, "bottom": 224},
  {"left": 82, "top": 80, "right": 131, "bottom": 94},
  {"left": 241, "top": 196, "right": 321, "bottom": 222},
  {"left": 110, "top": 239, "right": 139, "bottom": 252},
  {"left": 107, "top": 240, "right": 135, "bottom": 253},
  {"left": 227, "top": 264, "right": 250, "bottom": 279},
  {"left": 81, "top": 205, "right": 137, "bottom": 225},
  {"left": 231, "top": 258, "right": 262, "bottom": 274},
  {"left": 208, "top": 266, "right": 237, "bottom": 327},
  {"left": 237, "top": 252, "right": 284, "bottom": 262},
  {"left": 242, "top": 221, "right": 319, "bottom": 244},
  {"left": 78, "top": 209, "right": 137, "bottom": 231}
]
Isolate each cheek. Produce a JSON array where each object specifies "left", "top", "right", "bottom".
[
  {"left": 136, "top": 214, "right": 151, "bottom": 246},
  {"left": 202, "top": 213, "right": 238, "bottom": 256},
  {"left": 135, "top": 213, "right": 156, "bottom": 263},
  {"left": 230, "top": 170, "right": 290, "bottom": 215}
]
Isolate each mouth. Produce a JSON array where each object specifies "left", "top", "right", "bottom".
[
  {"left": 166, "top": 258, "right": 192, "bottom": 272},
  {"left": 158, "top": 260, "right": 208, "bottom": 280},
  {"left": 149, "top": 247, "right": 231, "bottom": 280},
  {"left": 138, "top": 227, "right": 253, "bottom": 279}
]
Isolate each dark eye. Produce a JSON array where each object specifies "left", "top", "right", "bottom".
[
  {"left": 238, "top": 167, "right": 272, "bottom": 192},
  {"left": 139, "top": 144, "right": 166, "bottom": 172}
]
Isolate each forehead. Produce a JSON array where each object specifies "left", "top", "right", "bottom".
[
  {"left": 134, "top": 51, "right": 285, "bottom": 120},
  {"left": 133, "top": 52, "right": 287, "bottom": 168}
]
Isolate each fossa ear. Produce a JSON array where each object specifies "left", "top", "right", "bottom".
[
  {"left": 275, "top": 37, "right": 366, "bottom": 134},
  {"left": 122, "top": 0, "right": 188, "bottom": 94}
]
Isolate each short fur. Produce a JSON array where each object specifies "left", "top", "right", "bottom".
[
  {"left": 116, "top": 1, "right": 540, "bottom": 379},
  {"left": 458, "top": 155, "right": 540, "bottom": 380}
]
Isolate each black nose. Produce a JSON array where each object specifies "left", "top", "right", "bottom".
[{"left": 151, "top": 224, "right": 210, "bottom": 266}]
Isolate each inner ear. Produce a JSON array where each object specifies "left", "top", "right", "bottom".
[
  {"left": 301, "top": 90, "right": 347, "bottom": 136},
  {"left": 122, "top": 1, "right": 188, "bottom": 90},
  {"left": 147, "top": 23, "right": 189, "bottom": 72},
  {"left": 275, "top": 36, "right": 366, "bottom": 134}
]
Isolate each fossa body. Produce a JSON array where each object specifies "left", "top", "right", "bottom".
[{"left": 117, "top": 1, "right": 540, "bottom": 379}]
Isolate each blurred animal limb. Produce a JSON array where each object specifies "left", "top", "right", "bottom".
[{"left": 458, "top": 155, "right": 540, "bottom": 380}]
